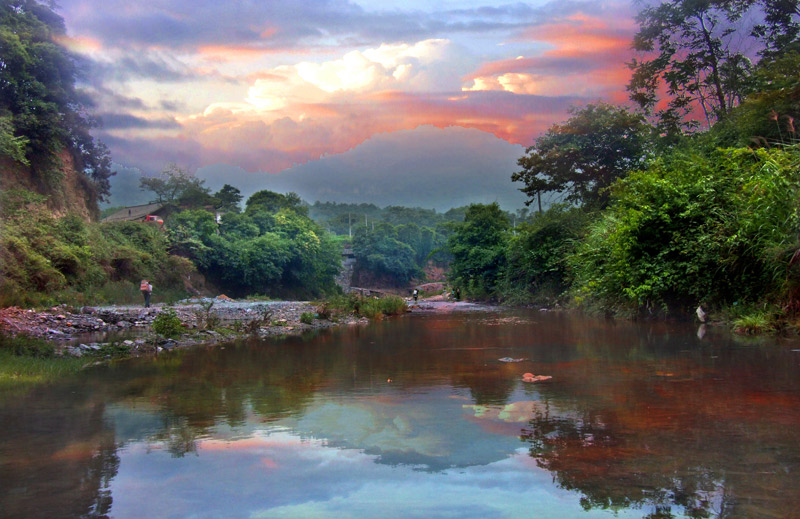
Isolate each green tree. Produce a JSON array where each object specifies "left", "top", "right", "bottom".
[
  {"left": 628, "top": 0, "right": 755, "bottom": 131},
  {"left": 502, "top": 204, "right": 590, "bottom": 305},
  {"left": 352, "top": 223, "right": 419, "bottom": 285},
  {"left": 719, "top": 51, "right": 800, "bottom": 146},
  {"left": 213, "top": 184, "right": 242, "bottom": 212},
  {"left": 0, "top": 0, "right": 113, "bottom": 198},
  {"left": 754, "top": 0, "right": 800, "bottom": 57},
  {"left": 139, "top": 164, "right": 210, "bottom": 207},
  {"left": 245, "top": 190, "right": 306, "bottom": 215},
  {"left": 446, "top": 203, "right": 509, "bottom": 298},
  {"left": 166, "top": 198, "right": 340, "bottom": 298},
  {"left": 513, "top": 103, "right": 650, "bottom": 209}
]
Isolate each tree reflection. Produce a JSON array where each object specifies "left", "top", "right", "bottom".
[
  {"left": 520, "top": 411, "right": 725, "bottom": 518},
  {"left": 518, "top": 370, "right": 800, "bottom": 519},
  {"left": 0, "top": 384, "right": 120, "bottom": 519}
]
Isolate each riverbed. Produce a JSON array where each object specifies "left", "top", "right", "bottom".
[{"left": 2, "top": 308, "right": 800, "bottom": 518}]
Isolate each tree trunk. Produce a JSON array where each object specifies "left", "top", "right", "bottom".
[{"left": 697, "top": 13, "right": 728, "bottom": 118}]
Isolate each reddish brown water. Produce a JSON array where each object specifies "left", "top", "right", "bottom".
[{"left": 2, "top": 309, "right": 800, "bottom": 518}]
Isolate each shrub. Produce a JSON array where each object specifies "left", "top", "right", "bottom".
[
  {"left": 0, "top": 190, "right": 195, "bottom": 307},
  {"left": 300, "top": 312, "right": 315, "bottom": 324},
  {"left": 501, "top": 204, "right": 591, "bottom": 306},
  {"left": 152, "top": 309, "right": 184, "bottom": 338},
  {"left": 733, "top": 312, "right": 774, "bottom": 334},
  {"left": 570, "top": 146, "right": 800, "bottom": 314},
  {"left": 357, "top": 295, "right": 407, "bottom": 319}
]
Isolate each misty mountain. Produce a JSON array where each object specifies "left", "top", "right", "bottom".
[{"left": 105, "top": 125, "right": 529, "bottom": 211}]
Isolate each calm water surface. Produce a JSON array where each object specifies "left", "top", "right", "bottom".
[{"left": 3, "top": 308, "right": 800, "bottom": 519}]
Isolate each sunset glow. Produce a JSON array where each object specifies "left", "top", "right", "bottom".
[{"left": 54, "top": 0, "right": 638, "bottom": 177}]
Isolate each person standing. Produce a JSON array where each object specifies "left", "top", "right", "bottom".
[
  {"left": 412, "top": 288, "right": 419, "bottom": 303},
  {"left": 140, "top": 279, "right": 153, "bottom": 308}
]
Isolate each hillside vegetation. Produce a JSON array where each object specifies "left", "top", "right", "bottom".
[{"left": 444, "top": 1, "right": 800, "bottom": 329}]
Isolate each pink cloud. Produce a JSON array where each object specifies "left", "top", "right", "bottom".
[
  {"left": 172, "top": 88, "right": 573, "bottom": 173},
  {"left": 464, "top": 13, "right": 636, "bottom": 101}
]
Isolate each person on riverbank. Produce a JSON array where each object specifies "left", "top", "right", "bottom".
[
  {"left": 412, "top": 288, "right": 419, "bottom": 303},
  {"left": 140, "top": 279, "right": 153, "bottom": 308}
]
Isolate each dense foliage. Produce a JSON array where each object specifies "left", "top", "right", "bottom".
[
  {"left": 309, "top": 201, "right": 469, "bottom": 234},
  {"left": 351, "top": 223, "right": 421, "bottom": 285},
  {"left": 485, "top": 0, "right": 800, "bottom": 324},
  {"left": 168, "top": 190, "right": 341, "bottom": 298},
  {"left": 309, "top": 201, "right": 463, "bottom": 286},
  {"left": 0, "top": 0, "right": 112, "bottom": 199},
  {"left": 0, "top": 189, "right": 193, "bottom": 307},
  {"left": 447, "top": 203, "right": 510, "bottom": 299},
  {"left": 501, "top": 205, "right": 590, "bottom": 305},
  {"left": 571, "top": 146, "right": 800, "bottom": 314}
]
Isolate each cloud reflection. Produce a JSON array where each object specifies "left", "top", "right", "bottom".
[{"left": 110, "top": 429, "right": 621, "bottom": 519}]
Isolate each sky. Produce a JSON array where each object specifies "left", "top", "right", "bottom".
[{"left": 56, "top": 0, "right": 640, "bottom": 200}]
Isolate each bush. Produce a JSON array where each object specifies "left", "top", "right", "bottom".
[
  {"left": 357, "top": 295, "right": 407, "bottom": 319},
  {"left": 152, "top": 309, "right": 184, "bottom": 338},
  {"left": 317, "top": 294, "right": 407, "bottom": 319},
  {"left": 300, "top": 312, "right": 315, "bottom": 324},
  {"left": 446, "top": 203, "right": 510, "bottom": 300},
  {"left": 570, "top": 146, "right": 800, "bottom": 314},
  {"left": 501, "top": 204, "right": 590, "bottom": 306}
]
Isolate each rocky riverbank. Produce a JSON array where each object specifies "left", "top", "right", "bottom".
[
  {"left": 0, "top": 298, "right": 369, "bottom": 358},
  {"left": 0, "top": 296, "right": 495, "bottom": 360}
]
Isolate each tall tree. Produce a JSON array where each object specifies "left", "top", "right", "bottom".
[
  {"left": 628, "top": 0, "right": 756, "bottom": 132},
  {"left": 512, "top": 103, "right": 650, "bottom": 209},
  {"left": 139, "top": 163, "right": 210, "bottom": 206},
  {"left": 0, "top": 0, "right": 113, "bottom": 198},
  {"left": 446, "top": 203, "right": 509, "bottom": 298},
  {"left": 213, "top": 184, "right": 242, "bottom": 213}
]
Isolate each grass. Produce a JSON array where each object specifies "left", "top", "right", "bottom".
[
  {"left": 732, "top": 312, "right": 775, "bottom": 334},
  {"left": 0, "top": 349, "right": 86, "bottom": 396},
  {"left": 316, "top": 293, "right": 407, "bottom": 320},
  {"left": 358, "top": 295, "right": 408, "bottom": 319}
]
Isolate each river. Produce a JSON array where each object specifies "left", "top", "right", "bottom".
[{"left": 2, "top": 307, "right": 800, "bottom": 518}]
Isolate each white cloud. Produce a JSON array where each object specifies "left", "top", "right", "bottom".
[
  {"left": 188, "top": 39, "right": 459, "bottom": 124},
  {"left": 295, "top": 38, "right": 451, "bottom": 93}
]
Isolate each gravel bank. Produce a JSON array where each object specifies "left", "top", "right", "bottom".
[{"left": 0, "top": 298, "right": 368, "bottom": 358}]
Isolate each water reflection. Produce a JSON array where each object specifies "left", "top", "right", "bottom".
[{"left": 2, "top": 310, "right": 800, "bottom": 518}]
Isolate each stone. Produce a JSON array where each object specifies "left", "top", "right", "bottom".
[{"left": 66, "top": 346, "right": 83, "bottom": 357}]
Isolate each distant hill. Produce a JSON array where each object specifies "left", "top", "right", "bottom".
[
  {"left": 197, "top": 126, "right": 528, "bottom": 211},
  {"left": 105, "top": 125, "right": 529, "bottom": 211}
]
